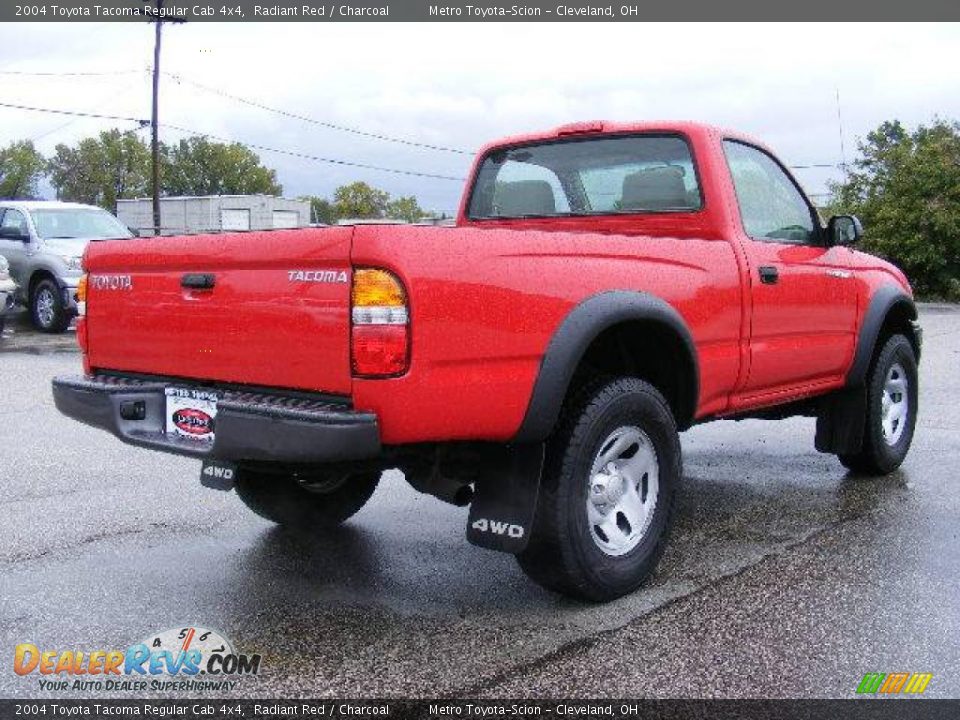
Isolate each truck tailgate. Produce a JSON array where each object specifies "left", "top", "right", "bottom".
[{"left": 84, "top": 227, "right": 354, "bottom": 395}]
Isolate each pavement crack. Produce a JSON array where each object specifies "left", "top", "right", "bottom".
[
  {"left": 449, "top": 519, "right": 845, "bottom": 698},
  {"left": 0, "top": 520, "right": 188, "bottom": 566}
]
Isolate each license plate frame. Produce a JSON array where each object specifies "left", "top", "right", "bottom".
[{"left": 164, "top": 387, "right": 218, "bottom": 442}]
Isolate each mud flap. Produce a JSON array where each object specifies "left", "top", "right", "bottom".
[
  {"left": 200, "top": 459, "right": 237, "bottom": 491},
  {"left": 466, "top": 443, "right": 544, "bottom": 554},
  {"left": 815, "top": 387, "right": 866, "bottom": 455}
]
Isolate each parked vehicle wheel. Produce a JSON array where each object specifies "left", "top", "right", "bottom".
[
  {"left": 235, "top": 465, "right": 381, "bottom": 529},
  {"left": 516, "top": 377, "right": 681, "bottom": 602},
  {"left": 839, "top": 334, "right": 918, "bottom": 475},
  {"left": 31, "top": 278, "right": 71, "bottom": 333}
]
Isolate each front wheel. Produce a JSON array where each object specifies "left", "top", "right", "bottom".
[
  {"left": 31, "top": 278, "right": 71, "bottom": 333},
  {"left": 839, "top": 333, "right": 918, "bottom": 475},
  {"left": 235, "top": 465, "right": 381, "bottom": 529},
  {"left": 517, "top": 377, "right": 681, "bottom": 602}
]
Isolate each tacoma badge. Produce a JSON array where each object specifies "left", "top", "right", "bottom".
[{"left": 287, "top": 270, "right": 348, "bottom": 283}]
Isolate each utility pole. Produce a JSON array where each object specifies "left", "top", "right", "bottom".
[
  {"left": 151, "top": 4, "right": 162, "bottom": 236},
  {"left": 145, "top": 0, "right": 184, "bottom": 236}
]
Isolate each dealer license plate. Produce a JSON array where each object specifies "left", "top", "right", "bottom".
[{"left": 165, "top": 387, "right": 218, "bottom": 441}]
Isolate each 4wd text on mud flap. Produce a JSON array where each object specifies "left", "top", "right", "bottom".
[{"left": 471, "top": 518, "right": 525, "bottom": 539}]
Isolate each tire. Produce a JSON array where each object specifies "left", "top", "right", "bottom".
[
  {"left": 31, "top": 278, "right": 71, "bottom": 333},
  {"left": 516, "top": 377, "right": 681, "bottom": 602},
  {"left": 235, "top": 465, "right": 381, "bottom": 529},
  {"left": 839, "top": 334, "right": 918, "bottom": 475}
]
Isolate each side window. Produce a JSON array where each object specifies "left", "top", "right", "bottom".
[
  {"left": 0, "top": 208, "right": 28, "bottom": 235},
  {"left": 723, "top": 140, "right": 817, "bottom": 245}
]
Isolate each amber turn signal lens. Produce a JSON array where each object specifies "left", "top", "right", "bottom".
[
  {"left": 76, "top": 274, "right": 88, "bottom": 303},
  {"left": 352, "top": 268, "right": 406, "bottom": 308}
]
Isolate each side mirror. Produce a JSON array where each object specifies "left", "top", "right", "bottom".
[
  {"left": 827, "top": 215, "right": 862, "bottom": 246},
  {"left": 0, "top": 226, "right": 30, "bottom": 242}
]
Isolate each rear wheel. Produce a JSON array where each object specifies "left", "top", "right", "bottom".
[
  {"left": 235, "top": 465, "right": 381, "bottom": 529},
  {"left": 517, "top": 377, "right": 681, "bottom": 602},
  {"left": 839, "top": 334, "right": 918, "bottom": 475},
  {"left": 31, "top": 278, "right": 71, "bottom": 333}
]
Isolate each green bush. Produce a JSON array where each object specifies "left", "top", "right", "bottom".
[{"left": 828, "top": 119, "right": 960, "bottom": 300}]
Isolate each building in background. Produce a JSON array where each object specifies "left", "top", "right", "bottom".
[{"left": 116, "top": 195, "right": 310, "bottom": 236}]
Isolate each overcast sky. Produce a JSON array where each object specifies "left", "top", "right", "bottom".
[{"left": 1, "top": 22, "right": 958, "bottom": 213}]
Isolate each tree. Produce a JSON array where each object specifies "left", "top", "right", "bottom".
[
  {"left": 162, "top": 137, "right": 281, "bottom": 196},
  {"left": 301, "top": 183, "right": 433, "bottom": 225},
  {"left": 386, "top": 195, "right": 427, "bottom": 223},
  {"left": 828, "top": 119, "right": 960, "bottom": 299},
  {"left": 0, "top": 140, "right": 46, "bottom": 199},
  {"left": 333, "top": 181, "right": 390, "bottom": 219},
  {"left": 48, "top": 130, "right": 150, "bottom": 210},
  {"left": 300, "top": 195, "right": 337, "bottom": 225}
]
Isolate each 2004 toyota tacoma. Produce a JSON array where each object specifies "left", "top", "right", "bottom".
[{"left": 53, "top": 121, "right": 921, "bottom": 601}]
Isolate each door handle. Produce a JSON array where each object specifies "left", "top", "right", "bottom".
[
  {"left": 758, "top": 266, "right": 779, "bottom": 285},
  {"left": 181, "top": 273, "right": 215, "bottom": 290},
  {"left": 825, "top": 269, "right": 852, "bottom": 279}
]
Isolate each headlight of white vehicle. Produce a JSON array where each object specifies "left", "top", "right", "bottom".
[
  {"left": 60, "top": 255, "right": 83, "bottom": 271},
  {"left": 0, "top": 255, "right": 10, "bottom": 280}
]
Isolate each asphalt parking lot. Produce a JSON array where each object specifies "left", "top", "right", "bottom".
[{"left": 1, "top": 305, "right": 958, "bottom": 699}]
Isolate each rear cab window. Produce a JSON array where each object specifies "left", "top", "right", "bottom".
[{"left": 467, "top": 134, "right": 702, "bottom": 219}]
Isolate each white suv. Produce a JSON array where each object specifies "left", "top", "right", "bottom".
[{"left": 0, "top": 201, "right": 132, "bottom": 332}]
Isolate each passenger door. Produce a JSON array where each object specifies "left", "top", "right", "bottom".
[{"left": 723, "top": 140, "right": 858, "bottom": 401}]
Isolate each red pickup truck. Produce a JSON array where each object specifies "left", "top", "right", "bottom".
[{"left": 53, "top": 121, "right": 921, "bottom": 601}]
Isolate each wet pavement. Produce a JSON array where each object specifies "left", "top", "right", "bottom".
[{"left": 0, "top": 305, "right": 957, "bottom": 699}]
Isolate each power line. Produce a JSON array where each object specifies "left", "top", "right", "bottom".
[
  {"left": 4, "top": 72, "right": 849, "bottom": 170},
  {"left": 29, "top": 79, "right": 146, "bottom": 143},
  {"left": 162, "top": 122, "right": 466, "bottom": 181},
  {"left": 0, "top": 69, "right": 141, "bottom": 77},
  {"left": 0, "top": 100, "right": 465, "bottom": 181},
  {"left": 0, "top": 101, "right": 149, "bottom": 125},
  {"left": 0, "top": 97, "right": 837, "bottom": 182},
  {"left": 163, "top": 71, "right": 473, "bottom": 156}
]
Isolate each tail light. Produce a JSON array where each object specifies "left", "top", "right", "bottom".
[
  {"left": 76, "top": 274, "right": 87, "bottom": 316},
  {"left": 76, "top": 274, "right": 88, "bottom": 354},
  {"left": 351, "top": 268, "right": 409, "bottom": 377}
]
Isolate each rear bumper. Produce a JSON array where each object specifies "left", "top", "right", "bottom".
[{"left": 52, "top": 374, "right": 381, "bottom": 463}]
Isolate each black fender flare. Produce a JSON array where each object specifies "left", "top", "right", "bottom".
[
  {"left": 512, "top": 290, "right": 699, "bottom": 443},
  {"left": 846, "top": 285, "right": 919, "bottom": 387}
]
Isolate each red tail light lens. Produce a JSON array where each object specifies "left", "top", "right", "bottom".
[
  {"left": 352, "top": 325, "right": 408, "bottom": 376},
  {"left": 351, "top": 268, "right": 409, "bottom": 377},
  {"left": 76, "top": 317, "right": 88, "bottom": 353}
]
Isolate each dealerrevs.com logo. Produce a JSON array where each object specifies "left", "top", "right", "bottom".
[{"left": 14, "top": 627, "right": 261, "bottom": 693}]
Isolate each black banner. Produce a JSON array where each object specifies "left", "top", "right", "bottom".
[{"left": 2, "top": 0, "right": 959, "bottom": 22}]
